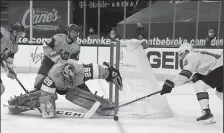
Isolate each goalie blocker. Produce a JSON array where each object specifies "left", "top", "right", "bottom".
[{"left": 7, "top": 60, "right": 123, "bottom": 118}]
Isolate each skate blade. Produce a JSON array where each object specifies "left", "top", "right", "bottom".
[{"left": 197, "top": 117, "right": 216, "bottom": 124}]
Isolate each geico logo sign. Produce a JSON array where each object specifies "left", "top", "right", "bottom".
[
  {"left": 18, "top": 37, "right": 51, "bottom": 44},
  {"left": 147, "top": 51, "right": 183, "bottom": 70}
]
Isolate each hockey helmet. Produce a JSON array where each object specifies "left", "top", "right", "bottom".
[
  {"left": 9, "top": 22, "right": 25, "bottom": 38},
  {"left": 9, "top": 22, "right": 25, "bottom": 33},
  {"left": 67, "top": 24, "right": 79, "bottom": 32},
  {"left": 63, "top": 63, "right": 75, "bottom": 81},
  {"left": 178, "top": 42, "right": 193, "bottom": 59}
]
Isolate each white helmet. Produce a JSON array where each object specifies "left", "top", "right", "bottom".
[{"left": 178, "top": 43, "right": 193, "bottom": 59}]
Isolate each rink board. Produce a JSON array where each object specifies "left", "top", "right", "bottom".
[{"left": 9, "top": 45, "right": 223, "bottom": 80}]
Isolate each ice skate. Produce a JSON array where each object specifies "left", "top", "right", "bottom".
[{"left": 197, "top": 109, "right": 216, "bottom": 124}]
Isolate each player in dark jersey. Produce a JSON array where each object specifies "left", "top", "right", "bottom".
[
  {"left": 7, "top": 60, "right": 123, "bottom": 118},
  {"left": 34, "top": 24, "right": 81, "bottom": 92},
  {"left": 1, "top": 22, "right": 25, "bottom": 95}
]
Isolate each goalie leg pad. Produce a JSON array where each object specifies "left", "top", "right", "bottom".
[
  {"left": 39, "top": 95, "right": 56, "bottom": 118},
  {"left": 65, "top": 88, "right": 114, "bottom": 116}
]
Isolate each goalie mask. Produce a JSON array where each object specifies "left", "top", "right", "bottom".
[
  {"left": 178, "top": 43, "right": 193, "bottom": 60},
  {"left": 62, "top": 64, "right": 75, "bottom": 81}
]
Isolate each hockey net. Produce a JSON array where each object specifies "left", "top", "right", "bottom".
[{"left": 117, "top": 39, "right": 173, "bottom": 117}]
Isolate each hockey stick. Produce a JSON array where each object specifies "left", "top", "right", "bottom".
[
  {"left": 3, "top": 61, "right": 42, "bottom": 113},
  {"left": 102, "top": 79, "right": 193, "bottom": 111},
  {"left": 57, "top": 101, "right": 101, "bottom": 118},
  {"left": 102, "top": 90, "right": 161, "bottom": 111},
  {"left": 3, "top": 101, "right": 101, "bottom": 119}
]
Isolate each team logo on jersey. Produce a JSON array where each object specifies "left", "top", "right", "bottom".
[{"left": 184, "top": 60, "right": 188, "bottom": 66}]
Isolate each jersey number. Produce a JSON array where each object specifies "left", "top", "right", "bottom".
[
  {"left": 84, "top": 67, "right": 91, "bottom": 77},
  {"left": 59, "top": 49, "right": 70, "bottom": 60},
  {"left": 44, "top": 77, "right": 53, "bottom": 87}
]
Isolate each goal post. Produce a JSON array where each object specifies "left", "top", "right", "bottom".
[{"left": 111, "top": 39, "right": 173, "bottom": 117}]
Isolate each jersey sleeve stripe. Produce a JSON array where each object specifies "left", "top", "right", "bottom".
[
  {"left": 179, "top": 70, "right": 192, "bottom": 79},
  {"left": 41, "top": 84, "right": 56, "bottom": 94}
]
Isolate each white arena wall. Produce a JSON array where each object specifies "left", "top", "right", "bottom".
[{"left": 3, "top": 45, "right": 223, "bottom": 81}]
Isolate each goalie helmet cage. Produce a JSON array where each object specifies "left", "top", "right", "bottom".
[{"left": 110, "top": 39, "right": 173, "bottom": 118}]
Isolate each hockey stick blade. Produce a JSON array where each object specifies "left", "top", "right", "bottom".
[
  {"left": 83, "top": 101, "right": 101, "bottom": 118},
  {"left": 57, "top": 101, "right": 101, "bottom": 118},
  {"left": 4, "top": 104, "right": 87, "bottom": 118}
]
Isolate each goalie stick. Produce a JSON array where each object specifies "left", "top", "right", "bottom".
[{"left": 3, "top": 101, "right": 101, "bottom": 119}]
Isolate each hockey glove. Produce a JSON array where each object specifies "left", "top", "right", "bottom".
[
  {"left": 161, "top": 79, "right": 174, "bottom": 95},
  {"left": 5, "top": 64, "right": 17, "bottom": 79},
  {"left": 105, "top": 64, "right": 123, "bottom": 91},
  {"left": 192, "top": 73, "right": 204, "bottom": 83}
]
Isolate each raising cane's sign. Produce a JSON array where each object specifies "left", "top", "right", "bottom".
[
  {"left": 8, "top": 1, "right": 68, "bottom": 45},
  {"left": 22, "top": 8, "right": 61, "bottom": 30}
]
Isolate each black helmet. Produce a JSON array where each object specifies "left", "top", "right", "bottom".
[
  {"left": 9, "top": 22, "right": 25, "bottom": 33},
  {"left": 67, "top": 24, "right": 79, "bottom": 32}
]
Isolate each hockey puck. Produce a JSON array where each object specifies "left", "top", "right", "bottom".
[{"left": 113, "top": 115, "right": 119, "bottom": 121}]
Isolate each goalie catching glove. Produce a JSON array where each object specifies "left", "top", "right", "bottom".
[
  {"left": 160, "top": 79, "right": 174, "bottom": 95},
  {"left": 104, "top": 62, "right": 123, "bottom": 90}
]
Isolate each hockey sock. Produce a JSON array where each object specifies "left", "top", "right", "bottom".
[{"left": 196, "top": 92, "right": 209, "bottom": 110}]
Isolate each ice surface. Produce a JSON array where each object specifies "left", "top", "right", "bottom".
[{"left": 1, "top": 73, "right": 223, "bottom": 133}]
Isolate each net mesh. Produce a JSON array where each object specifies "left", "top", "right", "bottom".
[{"left": 117, "top": 39, "right": 173, "bottom": 117}]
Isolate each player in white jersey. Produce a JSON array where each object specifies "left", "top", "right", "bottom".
[
  {"left": 160, "top": 43, "right": 223, "bottom": 124},
  {"left": 1, "top": 22, "right": 25, "bottom": 95}
]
